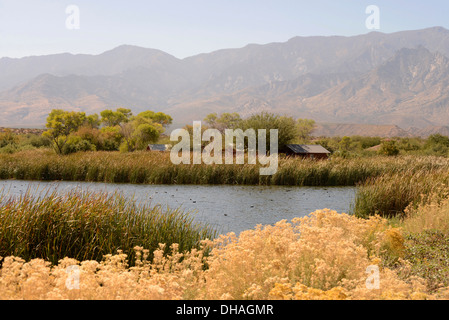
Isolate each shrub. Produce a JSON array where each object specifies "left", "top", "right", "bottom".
[
  {"left": 28, "top": 135, "right": 51, "bottom": 148},
  {"left": 2, "top": 209, "right": 446, "bottom": 300},
  {"left": 62, "top": 135, "right": 96, "bottom": 155},
  {"left": 0, "top": 144, "right": 17, "bottom": 154},
  {"left": 378, "top": 140, "right": 400, "bottom": 156}
]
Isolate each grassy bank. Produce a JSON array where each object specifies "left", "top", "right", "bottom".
[
  {"left": 352, "top": 166, "right": 449, "bottom": 218},
  {"left": 391, "top": 194, "right": 449, "bottom": 293},
  {"left": 1, "top": 149, "right": 449, "bottom": 187},
  {"left": 0, "top": 189, "right": 216, "bottom": 266}
]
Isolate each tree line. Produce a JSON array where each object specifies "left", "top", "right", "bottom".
[
  {"left": 43, "top": 108, "right": 172, "bottom": 154},
  {"left": 2, "top": 108, "right": 449, "bottom": 158},
  {"left": 196, "top": 112, "right": 316, "bottom": 152}
]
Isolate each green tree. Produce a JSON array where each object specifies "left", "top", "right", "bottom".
[
  {"left": 295, "top": 119, "right": 316, "bottom": 143},
  {"left": 43, "top": 109, "right": 87, "bottom": 154},
  {"left": 379, "top": 140, "right": 400, "bottom": 156},
  {"left": 218, "top": 113, "right": 242, "bottom": 131},
  {"left": 138, "top": 111, "right": 173, "bottom": 128},
  {"left": 242, "top": 112, "right": 296, "bottom": 152},
  {"left": 119, "top": 114, "right": 165, "bottom": 152},
  {"left": 425, "top": 134, "right": 449, "bottom": 156},
  {"left": 85, "top": 114, "right": 101, "bottom": 129},
  {"left": 100, "top": 108, "right": 133, "bottom": 127},
  {"left": 62, "top": 135, "right": 96, "bottom": 155},
  {"left": 133, "top": 123, "right": 162, "bottom": 150},
  {"left": 339, "top": 136, "right": 352, "bottom": 152},
  {"left": 100, "top": 126, "right": 123, "bottom": 151},
  {"left": 74, "top": 126, "right": 103, "bottom": 150},
  {"left": 203, "top": 113, "right": 218, "bottom": 128},
  {"left": 204, "top": 112, "right": 242, "bottom": 133}
]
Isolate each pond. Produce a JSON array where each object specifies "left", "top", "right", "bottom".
[{"left": 0, "top": 180, "right": 356, "bottom": 235}]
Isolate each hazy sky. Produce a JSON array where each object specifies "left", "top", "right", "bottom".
[{"left": 0, "top": 0, "right": 448, "bottom": 59}]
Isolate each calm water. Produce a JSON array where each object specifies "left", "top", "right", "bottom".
[{"left": 0, "top": 180, "right": 356, "bottom": 235}]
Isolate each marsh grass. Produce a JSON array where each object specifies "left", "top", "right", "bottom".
[
  {"left": 2, "top": 150, "right": 449, "bottom": 187},
  {"left": 0, "top": 189, "right": 217, "bottom": 266},
  {"left": 2, "top": 150, "right": 449, "bottom": 218},
  {"left": 352, "top": 168, "right": 449, "bottom": 218}
]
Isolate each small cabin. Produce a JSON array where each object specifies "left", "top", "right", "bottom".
[
  {"left": 283, "top": 144, "right": 331, "bottom": 160},
  {"left": 146, "top": 144, "right": 170, "bottom": 152}
]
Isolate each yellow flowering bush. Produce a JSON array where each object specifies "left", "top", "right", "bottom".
[{"left": 1, "top": 209, "right": 448, "bottom": 300}]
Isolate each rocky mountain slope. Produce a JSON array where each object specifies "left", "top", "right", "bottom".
[{"left": 1, "top": 27, "right": 449, "bottom": 135}]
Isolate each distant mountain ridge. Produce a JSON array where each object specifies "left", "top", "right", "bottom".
[{"left": 1, "top": 27, "right": 449, "bottom": 135}]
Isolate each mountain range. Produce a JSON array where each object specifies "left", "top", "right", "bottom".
[{"left": 1, "top": 26, "right": 449, "bottom": 137}]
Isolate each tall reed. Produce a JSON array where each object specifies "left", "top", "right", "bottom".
[
  {"left": 2, "top": 150, "right": 449, "bottom": 187},
  {"left": 352, "top": 168, "right": 449, "bottom": 218},
  {"left": 0, "top": 189, "right": 216, "bottom": 265}
]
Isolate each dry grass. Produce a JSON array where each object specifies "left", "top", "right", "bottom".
[
  {"left": 394, "top": 194, "right": 449, "bottom": 292},
  {"left": 2, "top": 149, "right": 449, "bottom": 188},
  {"left": 2, "top": 208, "right": 448, "bottom": 300},
  {"left": 401, "top": 192, "right": 449, "bottom": 234},
  {"left": 352, "top": 165, "right": 449, "bottom": 218}
]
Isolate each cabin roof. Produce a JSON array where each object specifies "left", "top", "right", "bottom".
[
  {"left": 148, "top": 144, "right": 169, "bottom": 151},
  {"left": 366, "top": 144, "right": 382, "bottom": 152},
  {"left": 285, "top": 144, "right": 331, "bottom": 154}
]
